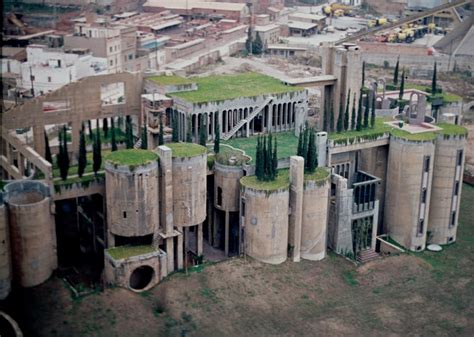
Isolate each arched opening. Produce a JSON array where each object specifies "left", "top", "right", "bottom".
[{"left": 129, "top": 265, "right": 154, "bottom": 291}]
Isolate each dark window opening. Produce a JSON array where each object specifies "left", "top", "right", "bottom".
[
  {"left": 424, "top": 156, "right": 430, "bottom": 173},
  {"left": 450, "top": 211, "right": 456, "bottom": 227},
  {"left": 217, "top": 187, "right": 223, "bottom": 207},
  {"left": 123, "top": 211, "right": 127, "bottom": 218},
  {"left": 418, "top": 219, "right": 424, "bottom": 235},
  {"left": 421, "top": 188, "right": 427, "bottom": 203},
  {"left": 454, "top": 181, "right": 459, "bottom": 196},
  {"left": 457, "top": 150, "right": 463, "bottom": 166}
]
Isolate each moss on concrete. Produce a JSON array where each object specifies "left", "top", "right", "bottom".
[
  {"left": 105, "top": 149, "right": 158, "bottom": 167},
  {"left": 106, "top": 245, "right": 156, "bottom": 260},
  {"left": 167, "top": 143, "right": 207, "bottom": 158},
  {"left": 304, "top": 167, "right": 330, "bottom": 183},
  {"left": 437, "top": 123, "right": 468, "bottom": 138},
  {"left": 329, "top": 118, "right": 392, "bottom": 144},
  {"left": 148, "top": 75, "right": 193, "bottom": 86},
  {"left": 240, "top": 169, "right": 289, "bottom": 191}
]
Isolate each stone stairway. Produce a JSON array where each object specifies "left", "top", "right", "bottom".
[
  {"left": 357, "top": 249, "right": 380, "bottom": 263},
  {"left": 222, "top": 96, "right": 274, "bottom": 141}
]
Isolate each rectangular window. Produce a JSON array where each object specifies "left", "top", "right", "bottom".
[
  {"left": 109, "top": 46, "right": 113, "bottom": 53},
  {"left": 123, "top": 211, "right": 127, "bottom": 218},
  {"left": 48, "top": 76, "right": 52, "bottom": 83},
  {"left": 241, "top": 200, "right": 246, "bottom": 216},
  {"left": 450, "top": 211, "right": 456, "bottom": 227},
  {"left": 457, "top": 150, "right": 463, "bottom": 166},
  {"left": 421, "top": 188, "right": 427, "bottom": 203},
  {"left": 110, "top": 60, "right": 113, "bottom": 66},
  {"left": 418, "top": 219, "right": 424, "bottom": 235},
  {"left": 454, "top": 181, "right": 459, "bottom": 196},
  {"left": 424, "top": 156, "right": 430, "bottom": 173}
]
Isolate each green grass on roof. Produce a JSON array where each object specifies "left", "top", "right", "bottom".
[
  {"left": 148, "top": 75, "right": 194, "bottom": 86},
  {"left": 167, "top": 142, "right": 207, "bottom": 158},
  {"left": 215, "top": 146, "right": 250, "bottom": 166},
  {"left": 106, "top": 245, "right": 156, "bottom": 260},
  {"left": 329, "top": 117, "right": 392, "bottom": 143},
  {"left": 170, "top": 72, "right": 302, "bottom": 103},
  {"left": 304, "top": 167, "right": 330, "bottom": 182},
  {"left": 390, "top": 128, "right": 438, "bottom": 142},
  {"left": 240, "top": 169, "right": 289, "bottom": 191},
  {"left": 437, "top": 123, "right": 468, "bottom": 137},
  {"left": 105, "top": 149, "right": 158, "bottom": 167}
]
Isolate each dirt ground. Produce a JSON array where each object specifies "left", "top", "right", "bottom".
[{"left": 2, "top": 184, "right": 474, "bottom": 337}]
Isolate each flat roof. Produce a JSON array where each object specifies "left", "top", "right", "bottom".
[
  {"left": 170, "top": 72, "right": 303, "bottom": 104},
  {"left": 287, "top": 21, "right": 318, "bottom": 30},
  {"left": 151, "top": 19, "right": 183, "bottom": 31},
  {"left": 267, "top": 44, "right": 307, "bottom": 51},
  {"left": 166, "top": 38, "right": 205, "bottom": 50},
  {"left": 289, "top": 12, "right": 326, "bottom": 21},
  {"left": 283, "top": 75, "right": 337, "bottom": 85},
  {"left": 144, "top": 0, "right": 247, "bottom": 12},
  {"left": 255, "top": 24, "right": 280, "bottom": 32}
]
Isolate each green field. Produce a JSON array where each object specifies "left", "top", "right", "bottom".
[
  {"left": 171, "top": 73, "right": 302, "bottom": 103},
  {"left": 105, "top": 149, "right": 158, "bottom": 167},
  {"left": 148, "top": 75, "right": 194, "bottom": 86}
]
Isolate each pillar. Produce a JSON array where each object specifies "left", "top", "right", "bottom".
[
  {"left": 224, "top": 210, "right": 229, "bottom": 257},
  {"left": 197, "top": 223, "right": 203, "bottom": 256},
  {"left": 289, "top": 156, "right": 304, "bottom": 262},
  {"left": 177, "top": 229, "right": 183, "bottom": 269},
  {"left": 166, "top": 237, "right": 174, "bottom": 272}
]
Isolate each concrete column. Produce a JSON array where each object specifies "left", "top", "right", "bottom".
[
  {"left": 107, "top": 231, "right": 115, "bottom": 248},
  {"left": 32, "top": 125, "right": 45, "bottom": 159},
  {"left": 316, "top": 132, "right": 328, "bottom": 167},
  {"left": 289, "top": 156, "right": 304, "bottom": 262},
  {"left": 157, "top": 146, "right": 174, "bottom": 235},
  {"left": 194, "top": 114, "right": 199, "bottom": 142},
  {"left": 268, "top": 105, "right": 273, "bottom": 132},
  {"left": 283, "top": 104, "right": 287, "bottom": 130},
  {"left": 177, "top": 229, "right": 183, "bottom": 269},
  {"left": 197, "top": 223, "right": 203, "bottom": 256},
  {"left": 71, "top": 120, "right": 81, "bottom": 158},
  {"left": 17, "top": 153, "right": 24, "bottom": 177},
  {"left": 166, "top": 237, "right": 174, "bottom": 272},
  {"left": 224, "top": 210, "right": 229, "bottom": 257}
]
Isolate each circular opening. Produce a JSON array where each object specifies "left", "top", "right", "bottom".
[{"left": 129, "top": 265, "right": 154, "bottom": 291}]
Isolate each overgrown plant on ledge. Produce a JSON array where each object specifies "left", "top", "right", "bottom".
[{"left": 255, "top": 134, "right": 278, "bottom": 182}]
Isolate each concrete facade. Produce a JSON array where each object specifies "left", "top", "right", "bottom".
[{"left": 0, "top": 193, "right": 11, "bottom": 300}]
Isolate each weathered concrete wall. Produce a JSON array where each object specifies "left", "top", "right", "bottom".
[
  {"left": 288, "top": 156, "right": 304, "bottom": 262},
  {"left": 428, "top": 135, "right": 466, "bottom": 244},
  {"left": 243, "top": 185, "right": 289, "bottom": 264},
  {"left": 4, "top": 181, "right": 57, "bottom": 287},
  {"left": 385, "top": 137, "right": 435, "bottom": 251},
  {"left": 172, "top": 154, "right": 207, "bottom": 227},
  {"left": 214, "top": 163, "right": 243, "bottom": 212},
  {"left": 301, "top": 177, "right": 330, "bottom": 261},
  {"left": 0, "top": 195, "right": 11, "bottom": 300},
  {"left": 104, "top": 249, "right": 167, "bottom": 292},
  {"left": 105, "top": 161, "right": 159, "bottom": 238}
]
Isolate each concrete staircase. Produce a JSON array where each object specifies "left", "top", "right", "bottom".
[
  {"left": 357, "top": 249, "right": 380, "bottom": 264},
  {"left": 222, "top": 96, "right": 274, "bottom": 141}
]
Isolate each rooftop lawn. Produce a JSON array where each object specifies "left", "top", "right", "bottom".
[
  {"left": 215, "top": 145, "right": 251, "bottom": 166},
  {"left": 304, "top": 167, "right": 330, "bottom": 182},
  {"left": 329, "top": 117, "right": 392, "bottom": 143},
  {"left": 240, "top": 169, "right": 289, "bottom": 191},
  {"left": 390, "top": 128, "right": 438, "bottom": 142},
  {"left": 53, "top": 150, "right": 109, "bottom": 179},
  {"left": 222, "top": 131, "right": 298, "bottom": 161},
  {"left": 167, "top": 142, "right": 207, "bottom": 158},
  {"left": 148, "top": 75, "right": 194, "bottom": 86},
  {"left": 437, "top": 123, "right": 468, "bottom": 137},
  {"left": 106, "top": 245, "right": 156, "bottom": 260},
  {"left": 105, "top": 149, "right": 158, "bottom": 167},
  {"left": 170, "top": 72, "right": 302, "bottom": 104}
]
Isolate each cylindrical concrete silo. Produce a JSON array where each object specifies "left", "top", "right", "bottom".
[
  {"left": 4, "top": 180, "right": 57, "bottom": 287},
  {"left": 241, "top": 176, "right": 289, "bottom": 264},
  {"left": 0, "top": 192, "right": 12, "bottom": 299},
  {"left": 214, "top": 162, "right": 243, "bottom": 212},
  {"left": 384, "top": 135, "right": 435, "bottom": 252},
  {"left": 429, "top": 132, "right": 467, "bottom": 245},
  {"left": 105, "top": 149, "right": 160, "bottom": 237},
  {"left": 301, "top": 172, "right": 330, "bottom": 261},
  {"left": 168, "top": 143, "right": 207, "bottom": 227}
]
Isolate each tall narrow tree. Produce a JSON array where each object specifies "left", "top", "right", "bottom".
[
  {"left": 88, "top": 120, "right": 93, "bottom": 140},
  {"left": 371, "top": 90, "right": 376, "bottom": 128},
  {"left": 336, "top": 98, "right": 344, "bottom": 133},
  {"left": 186, "top": 116, "right": 193, "bottom": 143},
  {"left": 141, "top": 125, "right": 148, "bottom": 149},
  {"left": 78, "top": 124, "right": 87, "bottom": 178},
  {"left": 199, "top": 115, "right": 207, "bottom": 146},
  {"left": 158, "top": 114, "right": 164, "bottom": 145},
  {"left": 393, "top": 56, "right": 400, "bottom": 86},
  {"left": 252, "top": 32, "right": 263, "bottom": 55},
  {"left": 329, "top": 101, "right": 335, "bottom": 132},
  {"left": 302, "top": 127, "right": 309, "bottom": 163},
  {"left": 245, "top": 26, "right": 253, "bottom": 54},
  {"left": 431, "top": 62, "right": 437, "bottom": 95},
  {"left": 361, "top": 61, "right": 366, "bottom": 89},
  {"left": 111, "top": 118, "right": 118, "bottom": 151},
  {"left": 44, "top": 131, "right": 53, "bottom": 164},
  {"left": 93, "top": 125, "right": 102, "bottom": 174},
  {"left": 297, "top": 126, "right": 304, "bottom": 157},
  {"left": 322, "top": 102, "right": 328, "bottom": 132},
  {"left": 356, "top": 91, "right": 363, "bottom": 131},
  {"left": 60, "top": 126, "right": 70, "bottom": 181},
  {"left": 272, "top": 140, "right": 278, "bottom": 179},
  {"left": 103, "top": 118, "right": 109, "bottom": 138},
  {"left": 255, "top": 136, "right": 263, "bottom": 180},
  {"left": 344, "top": 89, "right": 351, "bottom": 131},
  {"left": 351, "top": 93, "right": 357, "bottom": 131},
  {"left": 57, "top": 129, "right": 64, "bottom": 179},
  {"left": 214, "top": 123, "right": 220, "bottom": 154},
  {"left": 172, "top": 113, "right": 179, "bottom": 142},
  {"left": 399, "top": 69, "right": 406, "bottom": 114},
  {"left": 306, "top": 129, "right": 318, "bottom": 173},
  {"left": 363, "top": 93, "right": 370, "bottom": 129},
  {"left": 125, "top": 116, "right": 133, "bottom": 149}
]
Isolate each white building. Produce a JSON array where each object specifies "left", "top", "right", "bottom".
[{"left": 19, "top": 45, "right": 107, "bottom": 96}]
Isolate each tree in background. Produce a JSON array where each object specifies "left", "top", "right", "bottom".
[
  {"left": 58, "top": 126, "right": 70, "bottom": 181},
  {"left": 351, "top": 93, "right": 357, "bottom": 131},
  {"left": 44, "top": 131, "right": 53, "bottom": 164},
  {"left": 88, "top": 120, "right": 93, "bottom": 140},
  {"left": 371, "top": 90, "right": 376, "bottom": 128},
  {"left": 199, "top": 115, "right": 207, "bottom": 146},
  {"left": 306, "top": 129, "right": 318, "bottom": 173},
  {"left": 141, "top": 125, "right": 148, "bottom": 149},
  {"left": 336, "top": 98, "right": 344, "bottom": 133},
  {"left": 255, "top": 134, "right": 277, "bottom": 181},
  {"left": 399, "top": 69, "right": 406, "bottom": 114},
  {"left": 393, "top": 56, "right": 400, "bottom": 86},
  {"left": 158, "top": 114, "right": 164, "bottom": 146},
  {"left": 214, "top": 123, "right": 220, "bottom": 154},
  {"left": 172, "top": 114, "right": 179, "bottom": 142},
  {"left": 356, "top": 91, "right": 363, "bottom": 131},
  {"left": 252, "top": 32, "right": 263, "bottom": 55},
  {"left": 103, "top": 118, "right": 109, "bottom": 138},
  {"left": 363, "top": 93, "right": 370, "bottom": 129},
  {"left": 297, "top": 126, "right": 304, "bottom": 158},
  {"left": 344, "top": 89, "right": 351, "bottom": 131},
  {"left": 111, "top": 118, "right": 118, "bottom": 151},
  {"left": 186, "top": 116, "right": 193, "bottom": 143},
  {"left": 329, "top": 101, "right": 335, "bottom": 132},
  {"left": 431, "top": 62, "right": 437, "bottom": 95},
  {"left": 93, "top": 124, "right": 102, "bottom": 174},
  {"left": 272, "top": 139, "right": 278, "bottom": 179},
  {"left": 125, "top": 116, "right": 134, "bottom": 149},
  {"left": 78, "top": 124, "right": 87, "bottom": 178},
  {"left": 245, "top": 27, "right": 253, "bottom": 54},
  {"left": 255, "top": 136, "right": 263, "bottom": 180},
  {"left": 361, "top": 61, "right": 366, "bottom": 89}
]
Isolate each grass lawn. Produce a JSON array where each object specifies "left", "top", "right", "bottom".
[
  {"left": 240, "top": 169, "right": 289, "bottom": 191},
  {"left": 329, "top": 117, "right": 392, "bottom": 143},
  {"left": 52, "top": 151, "right": 110, "bottom": 179},
  {"left": 105, "top": 149, "right": 158, "bottom": 167},
  {"left": 215, "top": 146, "right": 250, "bottom": 166},
  {"left": 170, "top": 73, "right": 302, "bottom": 103},
  {"left": 106, "top": 245, "right": 156, "bottom": 260},
  {"left": 147, "top": 75, "right": 194, "bottom": 86},
  {"left": 222, "top": 131, "right": 298, "bottom": 161},
  {"left": 66, "top": 128, "right": 126, "bottom": 145},
  {"left": 390, "top": 128, "right": 438, "bottom": 142},
  {"left": 167, "top": 142, "right": 207, "bottom": 158},
  {"left": 304, "top": 167, "right": 330, "bottom": 182}
]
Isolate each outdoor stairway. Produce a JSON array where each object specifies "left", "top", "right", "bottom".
[
  {"left": 133, "top": 138, "right": 142, "bottom": 149},
  {"left": 357, "top": 249, "right": 380, "bottom": 263},
  {"left": 222, "top": 96, "right": 274, "bottom": 141}
]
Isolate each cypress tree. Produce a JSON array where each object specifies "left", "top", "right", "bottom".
[
  {"left": 245, "top": 26, "right": 253, "bottom": 54},
  {"left": 118, "top": 116, "right": 124, "bottom": 129},
  {"left": 141, "top": 125, "right": 148, "bottom": 149},
  {"left": 307, "top": 129, "right": 317, "bottom": 173},
  {"left": 351, "top": 93, "right": 357, "bottom": 131},
  {"left": 262, "top": 135, "right": 268, "bottom": 180},
  {"left": 431, "top": 62, "right": 437, "bottom": 95},
  {"left": 272, "top": 140, "right": 278, "bottom": 179},
  {"left": 399, "top": 69, "right": 406, "bottom": 114},
  {"left": 302, "top": 127, "right": 309, "bottom": 163},
  {"left": 214, "top": 123, "right": 220, "bottom": 154},
  {"left": 44, "top": 131, "right": 53, "bottom": 164},
  {"left": 111, "top": 118, "right": 118, "bottom": 151},
  {"left": 199, "top": 115, "right": 207, "bottom": 146},
  {"left": 172, "top": 113, "right": 179, "bottom": 142},
  {"left": 93, "top": 124, "right": 102, "bottom": 174},
  {"left": 78, "top": 124, "right": 87, "bottom": 178},
  {"left": 158, "top": 114, "right": 164, "bottom": 145},
  {"left": 336, "top": 98, "right": 344, "bottom": 133},
  {"left": 267, "top": 134, "right": 273, "bottom": 179},
  {"left": 344, "top": 89, "right": 351, "bottom": 131},
  {"left": 363, "top": 93, "right": 370, "bottom": 129},
  {"left": 393, "top": 56, "right": 400, "bottom": 86},
  {"left": 88, "top": 120, "right": 93, "bottom": 140},
  {"left": 252, "top": 32, "right": 263, "bottom": 55},
  {"left": 103, "top": 118, "right": 109, "bottom": 138},
  {"left": 356, "top": 90, "right": 363, "bottom": 131},
  {"left": 361, "top": 61, "right": 366, "bottom": 89},
  {"left": 186, "top": 116, "right": 193, "bottom": 143},
  {"left": 125, "top": 116, "right": 133, "bottom": 149},
  {"left": 255, "top": 136, "right": 263, "bottom": 180},
  {"left": 371, "top": 90, "right": 376, "bottom": 128},
  {"left": 57, "top": 129, "right": 64, "bottom": 179},
  {"left": 329, "top": 101, "right": 335, "bottom": 132},
  {"left": 60, "top": 126, "right": 69, "bottom": 181},
  {"left": 322, "top": 102, "right": 328, "bottom": 132},
  {"left": 297, "top": 126, "right": 304, "bottom": 157}
]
